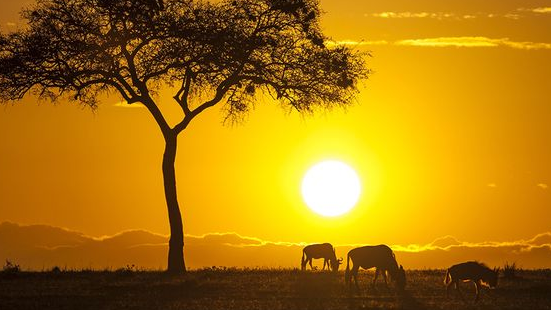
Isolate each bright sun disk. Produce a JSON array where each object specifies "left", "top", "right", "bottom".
[{"left": 301, "top": 160, "right": 361, "bottom": 217}]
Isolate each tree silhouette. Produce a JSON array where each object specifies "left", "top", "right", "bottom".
[{"left": 0, "top": 0, "right": 369, "bottom": 273}]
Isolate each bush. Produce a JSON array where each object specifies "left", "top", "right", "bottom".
[
  {"left": 2, "top": 260, "right": 21, "bottom": 277},
  {"left": 115, "top": 264, "right": 137, "bottom": 275}
]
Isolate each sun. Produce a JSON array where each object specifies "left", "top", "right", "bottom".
[{"left": 301, "top": 160, "right": 361, "bottom": 217}]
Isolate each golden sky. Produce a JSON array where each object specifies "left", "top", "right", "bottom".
[{"left": 0, "top": 0, "right": 550, "bottom": 250}]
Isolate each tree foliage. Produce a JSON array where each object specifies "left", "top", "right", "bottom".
[{"left": 0, "top": 0, "right": 369, "bottom": 128}]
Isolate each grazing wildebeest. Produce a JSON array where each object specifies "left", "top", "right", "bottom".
[
  {"left": 444, "top": 261, "right": 499, "bottom": 302},
  {"left": 345, "top": 245, "right": 406, "bottom": 292},
  {"left": 301, "top": 243, "right": 343, "bottom": 272}
]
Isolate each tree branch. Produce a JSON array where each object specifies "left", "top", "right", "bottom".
[
  {"left": 142, "top": 96, "right": 171, "bottom": 136},
  {"left": 143, "top": 61, "right": 186, "bottom": 83},
  {"left": 173, "top": 77, "right": 234, "bottom": 133},
  {"left": 121, "top": 46, "right": 143, "bottom": 91},
  {"left": 173, "top": 68, "right": 192, "bottom": 115}
]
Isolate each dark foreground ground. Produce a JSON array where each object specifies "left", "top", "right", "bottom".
[{"left": 1, "top": 268, "right": 550, "bottom": 310}]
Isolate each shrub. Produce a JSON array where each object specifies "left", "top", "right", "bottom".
[
  {"left": 115, "top": 264, "right": 137, "bottom": 275},
  {"left": 2, "top": 260, "right": 21, "bottom": 277}
]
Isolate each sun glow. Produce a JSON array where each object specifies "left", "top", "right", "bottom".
[{"left": 301, "top": 160, "right": 361, "bottom": 217}]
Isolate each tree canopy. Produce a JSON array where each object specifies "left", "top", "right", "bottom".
[{"left": 0, "top": 0, "right": 369, "bottom": 129}]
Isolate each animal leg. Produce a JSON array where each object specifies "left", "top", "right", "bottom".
[
  {"left": 446, "top": 280, "right": 453, "bottom": 298},
  {"left": 373, "top": 268, "right": 379, "bottom": 286},
  {"left": 322, "top": 259, "right": 327, "bottom": 270},
  {"left": 308, "top": 258, "right": 313, "bottom": 270},
  {"left": 352, "top": 266, "right": 360, "bottom": 292},
  {"left": 474, "top": 281, "right": 480, "bottom": 302},
  {"left": 455, "top": 282, "right": 465, "bottom": 301},
  {"left": 382, "top": 270, "right": 388, "bottom": 288}
]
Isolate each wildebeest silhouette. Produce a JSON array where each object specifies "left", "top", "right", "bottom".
[
  {"left": 445, "top": 261, "right": 499, "bottom": 302},
  {"left": 345, "top": 244, "right": 406, "bottom": 292},
  {"left": 301, "top": 243, "right": 343, "bottom": 272}
]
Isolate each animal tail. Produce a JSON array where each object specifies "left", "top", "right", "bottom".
[
  {"left": 344, "top": 252, "right": 351, "bottom": 283},
  {"left": 444, "top": 269, "right": 451, "bottom": 285}
]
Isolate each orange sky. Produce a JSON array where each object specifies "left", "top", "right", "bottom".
[{"left": 0, "top": 0, "right": 550, "bottom": 249}]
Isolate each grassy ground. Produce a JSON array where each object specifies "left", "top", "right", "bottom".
[{"left": 0, "top": 268, "right": 550, "bottom": 310}]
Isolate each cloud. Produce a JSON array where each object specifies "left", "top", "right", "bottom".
[
  {"left": 397, "top": 37, "right": 496, "bottom": 47},
  {"left": 391, "top": 234, "right": 551, "bottom": 269},
  {"left": 369, "top": 12, "right": 526, "bottom": 20},
  {"left": 371, "top": 12, "right": 437, "bottom": 19},
  {"left": 533, "top": 7, "right": 551, "bottom": 13},
  {"left": 2, "top": 222, "right": 551, "bottom": 270},
  {"left": 395, "top": 37, "right": 551, "bottom": 50},
  {"left": 326, "top": 40, "right": 388, "bottom": 47},
  {"left": 537, "top": 183, "right": 548, "bottom": 189},
  {"left": 429, "top": 235, "right": 462, "bottom": 248},
  {"left": 504, "top": 13, "right": 521, "bottom": 19},
  {"left": 528, "top": 232, "right": 551, "bottom": 246},
  {"left": 113, "top": 101, "right": 144, "bottom": 108},
  {"left": 186, "top": 232, "right": 263, "bottom": 247},
  {"left": 369, "top": 12, "right": 460, "bottom": 19},
  {"left": 327, "top": 38, "right": 551, "bottom": 50},
  {"left": 520, "top": 7, "right": 551, "bottom": 14},
  {"left": 6, "top": 22, "right": 17, "bottom": 27}
]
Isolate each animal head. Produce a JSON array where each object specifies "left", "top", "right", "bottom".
[
  {"left": 488, "top": 267, "right": 499, "bottom": 288},
  {"left": 331, "top": 257, "right": 343, "bottom": 272},
  {"left": 394, "top": 265, "right": 406, "bottom": 291}
]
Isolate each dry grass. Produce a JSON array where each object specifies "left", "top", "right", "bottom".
[
  {"left": 503, "top": 262, "right": 518, "bottom": 279},
  {"left": 0, "top": 268, "right": 550, "bottom": 310}
]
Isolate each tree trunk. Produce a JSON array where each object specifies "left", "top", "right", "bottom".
[{"left": 163, "top": 132, "right": 186, "bottom": 273}]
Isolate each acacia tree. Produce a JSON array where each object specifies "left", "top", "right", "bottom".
[{"left": 0, "top": 0, "right": 369, "bottom": 273}]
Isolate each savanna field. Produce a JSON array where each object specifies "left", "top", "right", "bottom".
[{"left": 1, "top": 268, "right": 550, "bottom": 310}]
